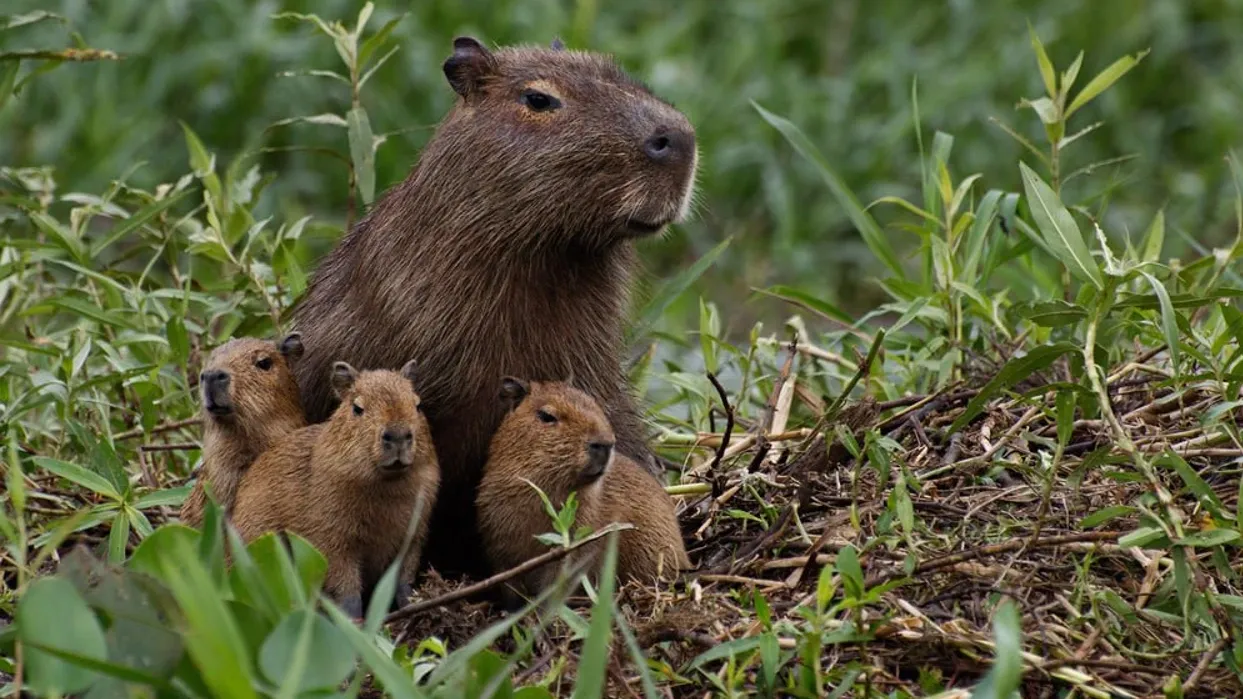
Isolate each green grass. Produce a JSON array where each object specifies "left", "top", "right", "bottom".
[{"left": 3, "top": 4, "right": 1243, "bottom": 698}]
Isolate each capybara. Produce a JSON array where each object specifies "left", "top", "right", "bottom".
[
  {"left": 180, "top": 332, "right": 306, "bottom": 527},
  {"left": 290, "top": 36, "right": 699, "bottom": 575},
  {"left": 477, "top": 378, "right": 689, "bottom": 601},
  {"left": 231, "top": 361, "right": 440, "bottom": 617}
]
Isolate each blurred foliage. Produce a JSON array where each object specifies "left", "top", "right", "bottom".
[{"left": 7, "top": 0, "right": 1243, "bottom": 331}]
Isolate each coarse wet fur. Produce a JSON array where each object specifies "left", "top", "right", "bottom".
[
  {"left": 179, "top": 333, "right": 307, "bottom": 528},
  {"left": 477, "top": 379, "right": 690, "bottom": 602},
  {"left": 231, "top": 361, "right": 440, "bottom": 617},
  {"left": 289, "top": 37, "right": 699, "bottom": 576}
]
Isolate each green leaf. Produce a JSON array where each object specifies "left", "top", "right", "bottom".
[
  {"left": 626, "top": 236, "right": 731, "bottom": 344},
  {"left": 321, "top": 602, "right": 423, "bottom": 699},
  {"left": 1019, "top": 162, "right": 1103, "bottom": 289},
  {"left": 1020, "top": 96, "right": 1059, "bottom": 126},
  {"left": 1140, "top": 209, "right": 1165, "bottom": 263},
  {"left": 260, "top": 610, "right": 357, "bottom": 693},
  {"left": 699, "top": 298, "right": 718, "bottom": 375},
  {"left": 179, "top": 121, "right": 221, "bottom": 201},
  {"left": 1079, "top": 505, "right": 1136, "bottom": 529},
  {"left": 754, "top": 102, "right": 903, "bottom": 278},
  {"left": 948, "top": 342, "right": 1079, "bottom": 434},
  {"left": 1055, "top": 388, "right": 1076, "bottom": 447},
  {"left": 28, "top": 210, "right": 86, "bottom": 263},
  {"left": 89, "top": 188, "right": 191, "bottom": 258},
  {"left": 1140, "top": 271, "right": 1181, "bottom": 376},
  {"left": 573, "top": 532, "right": 619, "bottom": 699},
  {"left": 1065, "top": 49, "right": 1150, "bottom": 118},
  {"left": 1156, "top": 451, "right": 1227, "bottom": 517},
  {"left": 358, "top": 13, "right": 406, "bottom": 67},
  {"left": 1013, "top": 299, "right": 1088, "bottom": 327},
  {"left": 1119, "top": 527, "right": 1167, "bottom": 548},
  {"left": 1060, "top": 51, "right": 1085, "bottom": 99},
  {"left": 32, "top": 456, "right": 121, "bottom": 499},
  {"left": 154, "top": 529, "right": 259, "bottom": 699},
  {"left": 969, "top": 600, "right": 1023, "bottom": 699},
  {"left": 268, "top": 113, "right": 349, "bottom": 129},
  {"left": 241, "top": 533, "right": 326, "bottom": 612},
  {"left": 1177, "top": 529, "right": 1241, "bottom": 548},
  {"left": 869, "top": 195, "right": 940, "bottom": 226},
  {"left": 613, "top": 605, "right": 660, "bottom": 699},
  {"left": 16, "top": 576, "right": 108, "bottom": 696},
  {"left": 753, "top": 284, "right": 855, "bottom": 326},
  {"left": 1028, "top": 24, "right": 1057, "bottom": 99},
  {"left": 687, "top": 636, "right": 764, "bottom": 670},
  {"left": 41, "top": 295, "right": 141, "bottom": 331},
  {"left": 836, "top": 545, "right": 864, "bottom": 601},
  {"left": 347, "top": 106, "right": 376, "bottom": 205},
  {"left": 108, "top": 510, "right": 130, "bottom": 564}
]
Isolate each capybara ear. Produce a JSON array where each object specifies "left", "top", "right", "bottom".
[
  {"left": 550, "top": 37, "right": 565, "bottom": 51},
  {"left": 399, "top": 359, "right": 418, "bottom": 386},
  {"left": 331, "top": 362, "right": 359, "bottom": 400},
  {"left": 279, "top": 332, "right": 304, "bottom": 360},
  {"left": 443, "top": 36, "right": 497, "bottom": 98},
  {"left": 499, "top": 376, "right": 529, "bottom": 410}
]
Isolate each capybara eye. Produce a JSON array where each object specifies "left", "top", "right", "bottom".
[
  {"left": 536, "top": 409, "right": 557, "bottom": 424},
  {"left": 353, "top": 402, "right": 364, "bottom": 417},
  {"left": 520, "top": 89, "right": 560, "bottom": 113},
  {"left": 255, "top": 357, "right": 273, "bottom": 371}
]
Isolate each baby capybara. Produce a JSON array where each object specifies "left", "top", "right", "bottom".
[
  {"left": 180, "top": 332, "right": 307, "bottom": 527},
  {"left": 231, "top": 360, "right": 440, "bottom": 617},
  {"left": 477, "top": 378, "right": 690, "bottom": 601}
]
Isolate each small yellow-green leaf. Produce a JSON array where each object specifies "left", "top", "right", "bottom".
[
  {"left": 1140, "top": 209, "right": 1165, "bottom": 263},
  {"left": 1028, "top": 23, "right": 1057, "bottom": 98},
  {"left": 1066, "top": 49, "right": 1150, "bottom": 118},
  {"left": 948, "top": 173, "right": 983, "bottom": 221},
  {"left": 866, "top": 195, "right": 940, "bottom": 227},
  {"left": 1020, "top": 96, "right": 1060, "bottom": 126},
  {"left": 936, "top": 159, "right": 953, "bottom": 209},
  {"left": 1060, "top": 51, "right": 1085, "bottom": 100}
]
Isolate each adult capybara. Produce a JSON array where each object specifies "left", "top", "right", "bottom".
[{"left": 289, "top": 36, "right": 698, "bottom": 575}]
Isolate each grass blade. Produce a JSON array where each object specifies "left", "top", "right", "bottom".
[
  {"left": 626, "top": 236, "right": 731, "bottom": 345},
  {"left": 572, "top": 531, "right": 619, "bottom": 699},
  {"left": 948, "top": 342, "right": 1079, "bottom": 434},
  {"left": 754, "top": 101, "right": 903, "bottom": 278}
]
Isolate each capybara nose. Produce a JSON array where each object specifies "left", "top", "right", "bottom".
[
  {"left": 585, "top": 441, "right": 614, "bottom": 479},
  {"left": 643, "top": 127, "right": 694, "bottom": 165},
  {"left": 382, "top": 427, "right": 414, "bottom": 449},
  {"left": 202, "top": 370, "right": 229, "bottom": 387}
]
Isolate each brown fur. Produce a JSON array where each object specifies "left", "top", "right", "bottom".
[
  {"left": 179, "top": 333, "right": 306, "bottom": 528},
  {"left": 289, "top": 37, "right": 699, "bottom": 576},
  {"left": 477, "top": 379, "right": 690, "bottom": 599},
  {"left": 231, "top": 361, "right": 440, "bottom": 617}
]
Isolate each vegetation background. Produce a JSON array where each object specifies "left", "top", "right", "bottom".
[
  {"left": 3, "top": 1, "right": 1243, "bottom": 697},
  {"left": 9, "top": 0, "right": 1243, "bottom": 331}
]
